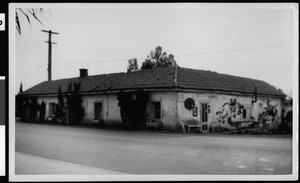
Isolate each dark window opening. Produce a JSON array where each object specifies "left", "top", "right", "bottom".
[
  {"left": 49, "top": 103, "right": 56, "bottom": 116},
  {"left": 241, "top": 108, "right": 251, "bottom": 119},
  {"left": 242, "top": 109, "right": 247, "bottom": 119},
  {"left": 153, "top": 102, "right": 161, "bottom": 119},
  {"left": 95, "top": 103, "right": 103, "bottom": 119}
]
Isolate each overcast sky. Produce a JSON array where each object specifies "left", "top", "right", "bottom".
[{"left": 13, "top": 3, "right": 295, "bottom": 96}]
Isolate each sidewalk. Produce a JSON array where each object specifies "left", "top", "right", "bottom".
[{"left": 15, "top": 152, "right": 125, "bottom": 175}]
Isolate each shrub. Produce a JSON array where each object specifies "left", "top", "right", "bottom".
[
  {"left": 66, "top": 82, "right": 85, "bottom": 125},
  {"left": 117, "top": 90, "right": 149, "bottom": 130}
]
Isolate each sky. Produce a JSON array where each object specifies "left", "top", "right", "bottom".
[{"left": 13, "top": 3, "right": 296, "bottom": 96}]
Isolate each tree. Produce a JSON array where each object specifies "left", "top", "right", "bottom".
[
  {"left": 19, "top": 83, "right": 23, "bottom": 93},
  {"left": 117, "top": 90, "right": 149, "bottom": 130},
  {"left": 66, "top": 82, "right": 85, "bottom": 125},
  {"left": 127, "top": 58, "right": 139, "bottom": 72},
  {"left": 39, "top": 101, "right": 46, "bottom": 122},
  {"left": 140, "top": 55, "right": 155, "bottom": 70},
  {"left": 16, "top": 83, "right": 24, "bottom": 117},
  {"left": 141, "top": 46, "right": 176, "bottom": 70},
  {"left": 15, "top": 8, "right": 44, "bottom": 35},
  {"left": 258, "top": 100, "right": 279, "bottom": 127},
  {"left": 55, "top": 86, "right": 66, "bottom": 122},
  {"left": 20, "top": 97, "right": 40, "bottom": 122}
]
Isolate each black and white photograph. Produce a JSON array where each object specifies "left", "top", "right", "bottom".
[{"left": 9, "top": 3, "right": 298, "bottom": 181}]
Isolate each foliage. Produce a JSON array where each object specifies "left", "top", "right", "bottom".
[
  {"left": 15, "top": 83, "right": 24, "bottom": 117},
  {"left": 39, "top": 101, "right": 46, "bottom": 122},
  {"left": 127, "top": 58, "right": 139, "bottom": 72},
  {"left": 140, "top": 46, "right": 177, "bottom": 70},
  {"left": 258, "top": 100, "right": 279, "bottom": 128},
  {"left": 117, "top": 90, "right": 149, "bottom": 130},
  {"left": 19, "top": 83, "right": 23, "bottom": 93},
  {"left": 20, "top": 97, "right": 40, "bottom": 122},
  {"left": 29, "top": 97, "right": 39, "bottom": 121},
  {"left": 117, "top": 91, "right": 132, "bottom": 125},
  {"left": 16, "top": 8, "right": 44, "bottom": 35},
  {"left": 215, "top": 98, "right": 244, "bottom": 125},
  {"left": 284, "top": 111, "right": 292, "bottom": 134},
  {"left": 15, "top": 94, "right": 22, "bottom": 117},
  {"left": 55, "top": 86, "right": 66, "bottom": 122},
  {"left": 140, "top": 57, "right": 155, "bottom": 70},
  {"left": 16, "top": 84, "right": 41, "bottom": 122},
  {"left": 66, "top": 82, "right": 85, "bottom": 125},
  {"left": 209, "top": 123, "right": 236, "bottom": 133}
]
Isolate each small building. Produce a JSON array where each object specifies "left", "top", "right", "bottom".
[{"left": 20, "top": 66, "right": 286, "bottom": 132}]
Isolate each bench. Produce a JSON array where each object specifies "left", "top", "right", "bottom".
[
  {"left": 187, "top": 124, "right": 202, "bottom": 132},
  {"left": 146, "top": 121, "right": 162, "bottom": 131}
]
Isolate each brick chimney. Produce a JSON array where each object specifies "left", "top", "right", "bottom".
[{"left": 79, "top": 68, "right": 88, "bottom": 78}]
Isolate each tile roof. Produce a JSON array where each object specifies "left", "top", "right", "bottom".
[{"left": 22, "top": 66, "right": 286, "bottom": 98}]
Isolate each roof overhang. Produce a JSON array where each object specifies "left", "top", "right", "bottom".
[{"left": 20, "top": 87, "right": 286, "bottom": 99}]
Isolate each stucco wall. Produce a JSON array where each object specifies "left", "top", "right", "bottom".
[
  {"left": 82, "top": 94, "right": 122, "bottom": 125},
  {"left": 178, "top": 92, "right": 282, "bottom": 127},
  {"left": 37, "top": 96, "right": 58, "bottom": 117},
  {"left": 146, "top": 91, "right": 178, "bottom": 131},
  {"left": 35, "top": 91, "right": 179, "bottom": 130},
  {"left": 34, "top": 91, "right": 282, "bottom": 132}
]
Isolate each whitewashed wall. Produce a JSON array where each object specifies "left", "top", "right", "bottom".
[
  {"left": 146, "top": 91, "right": 178, "bottom": 130},
  {"left": 82, "top": 94, "right": 122, "bottom": 125},
  {"left": 34, "top": 91, "right": 282, "bottom": 132},
  {"left": 177, "top": 92, "right": 282, "bottom": 127},
  {"left": 37, "top": 96, "right": 57, "bottom": 117}
]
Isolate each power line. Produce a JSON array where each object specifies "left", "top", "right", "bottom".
[
  {"left": 176, "top": 44, "right": 293, "bottom": 58},
  {"left": 16, "top": 43, "right": 292, "bottom": 77},
  {"left": 52, "top": 43, "right": 292, "bottom": 65},
  {"left": 16, "top": 64, "right": 47, "bottom": 78}
]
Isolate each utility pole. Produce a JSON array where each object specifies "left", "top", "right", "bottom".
[{"left": 41, "top": 29, "right": 59, "bottom": 81}]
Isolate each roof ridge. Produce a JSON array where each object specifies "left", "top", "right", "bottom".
[
  {"left": 45, "top": 66, "right": 178, "bottom": 83},
  {"left": 177, "top": 66, "right": 271, "bottom": 83}
]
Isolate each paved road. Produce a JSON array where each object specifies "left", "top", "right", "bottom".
[
  {"left": 15, "top": 121, "right": 292, "bottom": 175},
  {"left": 16, "top": 152, "right": 125, "bottom": 175}
]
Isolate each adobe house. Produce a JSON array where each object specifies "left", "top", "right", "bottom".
[{"left": 20, "top": 66, "right": 286, "bottom": 132}]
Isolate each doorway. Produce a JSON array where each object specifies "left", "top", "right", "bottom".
[{"left": 200, "top": 103, "right": 209, "bottom": 133}]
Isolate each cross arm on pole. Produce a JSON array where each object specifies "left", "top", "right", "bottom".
[
  {"left": 41, "top": 29, "right": 59, "bottom": 81},
  {"left": 45, "top": 41, "right": 57, "bottom": 44},
  {"left": 41, "top": 29, "right": 59, "bottom": 35}
]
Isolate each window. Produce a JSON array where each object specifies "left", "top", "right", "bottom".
[
  {"left": 201, "top": 103, "right": 208, "bottom": 122},
  {"left": 49, "top": 103, "right": 56, "bottom": 116},
  {"left": 94, "top": 103, "right": 103, "bottom": 119},
  {"left": 153, "top": 102, "right": 161, "bottom": 119},
  {"left": 242, "top": 108, "right": 251, "bottom": 119},
  {"left": 242, "top": 109, "right": 247, "bottom": 119}
]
